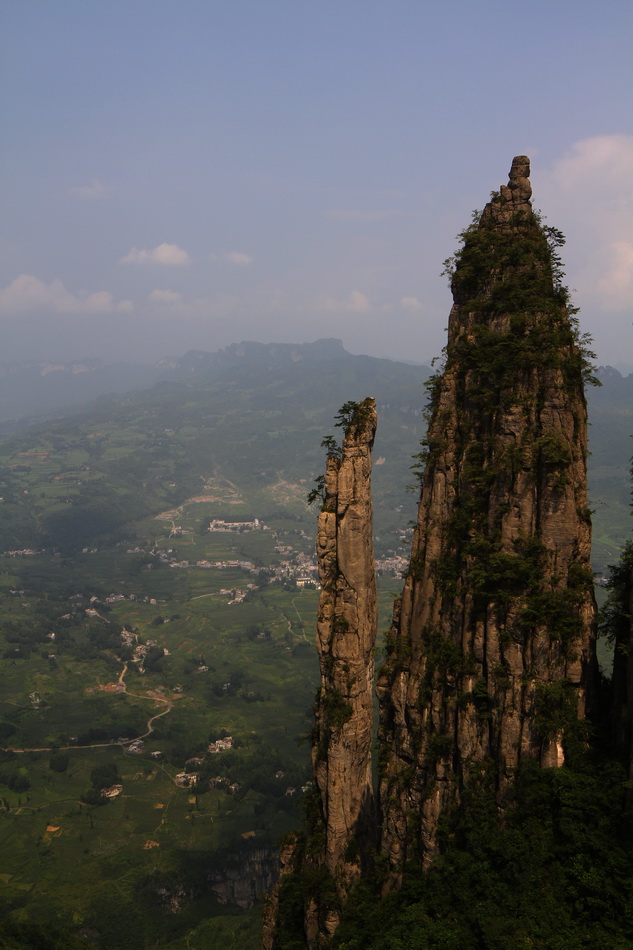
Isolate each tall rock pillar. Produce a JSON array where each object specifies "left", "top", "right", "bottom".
[
  {"left": 307, "top": 398, "right": 378, "bottom": 942},
  {"left": 378, "top": 157, "right": 598, "bottom": 877},
  {"left": 262, "top": 399, "right": 378, "bottom": 950}
]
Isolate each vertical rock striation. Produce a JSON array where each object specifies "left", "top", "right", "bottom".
[
  {"left": 308, "top": 398, "right": 378, "bottom": 941},
  {"left": 378, "top": 157, "right": 597, "bottom": 875},
  {"left": 262, "top": 399, "right": 378, "bottom": 950},
  {"left": 261, "top": 833, "right": 300, "bottom": 950}
]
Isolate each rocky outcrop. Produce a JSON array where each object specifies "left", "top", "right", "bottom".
[
  {"left": 261, "top": 834, "right": 300, "bottom": 950},
  {"left": 138, "top": 841, "right": 277, "bottom": 918},
  {"left": 208, "top": 844, "right": 279, "bottom": 908},
  {"left": 306, "top": 398, "right": 378, "bottom": 940},
  {"left": 377, "top": 156, "right": 597, "bottom": 876}
]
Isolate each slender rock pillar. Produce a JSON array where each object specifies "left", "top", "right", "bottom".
[
  {"left": 308, "top": 398, "right": 378, "bottom": 940},
  {"left": 262, "top": 399, "right": 378, "bottom": 950}
]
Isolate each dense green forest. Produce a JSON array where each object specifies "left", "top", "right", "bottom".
[{"left": 276, "top": 717, "right": 632, "bottom": 949}]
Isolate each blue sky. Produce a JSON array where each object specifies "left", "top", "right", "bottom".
[{"left": 1, "top": 0, "right": 632, "bottom": 366}]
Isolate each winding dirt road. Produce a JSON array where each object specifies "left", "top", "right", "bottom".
[{"left": 8, "top": 658, "right": 174, "bottom": 754}]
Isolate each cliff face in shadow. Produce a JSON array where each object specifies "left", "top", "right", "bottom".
[
  {"left": 377, "top": 156, "right": 597, "bottom": 876},
  {"left": 606, "top": 543, "right": 633, "bottom": 791}
]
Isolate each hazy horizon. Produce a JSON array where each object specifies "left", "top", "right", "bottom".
[{"left": 1, "top": 336, "right": 633, "bottom": 381}]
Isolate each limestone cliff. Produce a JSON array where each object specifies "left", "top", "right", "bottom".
[
  {"left": 261, "top": 834, "right": 300, "bottom": 950},
  {"left": 263, "top": 399, "right": 378, "bottom": 949},
  {"left": 377, "top": 156, "right": 597, "bottom": 875},
  {"left": 308, "top": 398, "right": 378, "bottom": 939}
]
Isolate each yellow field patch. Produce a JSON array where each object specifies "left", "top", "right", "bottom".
[
  {"left": 43, "top": 825, "right": 62, "bottom": 844},
  {"left": 154, "top": 803, "right": 165, "bottom": 809}
]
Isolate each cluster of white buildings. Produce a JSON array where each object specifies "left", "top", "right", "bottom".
[
  {"left": 208, "top": 518, "right": 266, "bottom": 532},
  {"left": 375, "top": 554, "right": 408, "bottom": 575},
  {"left": 266, "top": 547, "right": 319, "bottom": 587},
  {"left": 169, "top": 558, "right": 256, "bottom": 571}
]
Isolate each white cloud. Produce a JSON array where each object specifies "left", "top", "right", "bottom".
[
  {"left": 69, "top": 179, "right": 108, "bottom": 199},
  {"left": 549, "top": 135, "right": 633, "bottom": 190},
  {"left": 224, "top": 251, "right": 253, "bottom": 265},
  {"left": 0, "top": 274, "right": 133, "bottom": 314},
  {"left": 401, "top": 296, "right": 423, "bottom": 311},
  {"left": 598, "top": 241, "right": 633, "bottom": 304},
  {"left": 324, "top": 290, "right": 370, "bottom": 313},
  {"left": 210, "top": 251, "right": 253, "bottom": 265},
  {"left": 120, "top": 243, "right": 190, "bottom": 266},
  {"left": 538, "top": 134, "right": 633, "bottom": 311},
  {"left": 149, "top": 289, "right": 183, "bottom": 305}
]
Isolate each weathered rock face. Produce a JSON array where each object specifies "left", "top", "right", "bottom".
[
  {"left": 261, "top": 833, "right": 300, "bottom": 950},
  {"left": 207, "top": 844, "right": 279, "bottom": 909},
  {"left": 308, "top": 398, "right": 378, "bottom": 937},
  {"left": 261, "top": 400, "right": 378, "bottom": 950},
  {"left": 378, "top": 157, "right": 597, "bottom": 875}
]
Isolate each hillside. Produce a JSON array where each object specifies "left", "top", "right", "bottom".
[
  {"left": 1, "top": 340, "right": 630, "bottom": 570},
  {"left": 0, "top": 338, "right": 630, "bottom": 949},
  {"left": 0, "top": 341, "right": 427, "bottom": 949}
]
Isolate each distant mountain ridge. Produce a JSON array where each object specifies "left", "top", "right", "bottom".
[
  {"left": 0, "top": 340, "right": 626, "bottom": 428},
  {"left": 0, "top": 339, "right": 415, "bottom": 425},
  {"left": 155, "top": 338, "right": 353, "bottom": 373},
  {"left": 0, "top": 340, "right": 630, "bottom": 573}
]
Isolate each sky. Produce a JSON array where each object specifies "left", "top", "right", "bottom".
[{"left": 1, "top": 0, "right": 632, "bottom": 369}]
